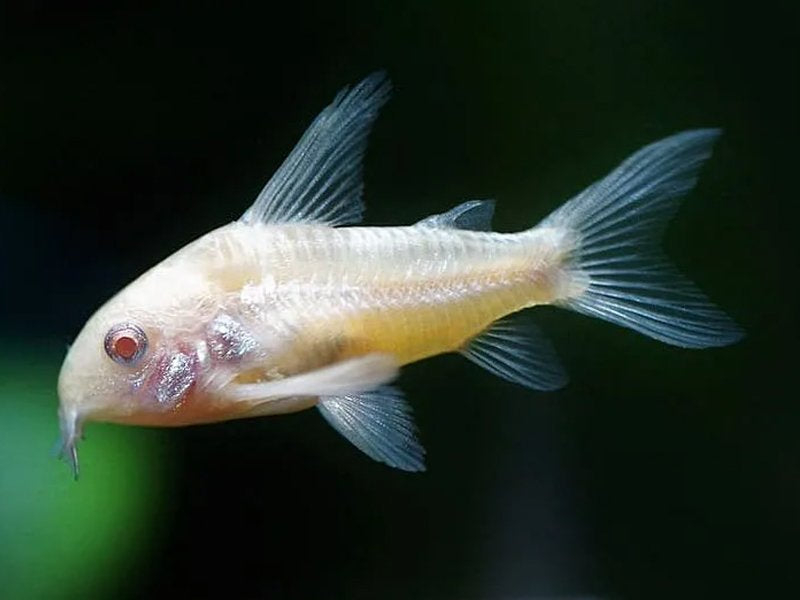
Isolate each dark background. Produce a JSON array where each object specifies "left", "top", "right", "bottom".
[{"left": 1, "top": 1, "right": 798, "bottom": 599}]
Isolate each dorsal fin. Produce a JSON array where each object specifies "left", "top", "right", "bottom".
[
  {"left": 415, "top": 200, "right": 495, "bottom": 231},
  {"left": 460, "top": 312, "right": 568, "bottom": 391},
  {"left": 240, "top": 72, "right": 391, "bottom": 227}
]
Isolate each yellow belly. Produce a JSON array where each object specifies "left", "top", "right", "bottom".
[{"left": 331, "top": 267, "right": 555, "bottom": 365}]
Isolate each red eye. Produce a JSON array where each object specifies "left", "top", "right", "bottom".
[{"left": 104, "top": 323, "right": 148, "bottom": 365}]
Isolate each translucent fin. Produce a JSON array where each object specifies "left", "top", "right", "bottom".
[
  {"left": 225, "top": 353, "right": 398, "bottom": 402},
  {"left": 460, "top": 312, "right": 568, "bottom": 391},
  {"left": 241, "top": 72, "right": 391, "bottom": 226},
  {"left": 415, "top": 199, "right": 495, "bottom": 231},
  {"left": 318, "top": 385, "right": 426, "bottom": 472},
  {"left": 540, "top": 129, "right": 744, "bottom": 348}
]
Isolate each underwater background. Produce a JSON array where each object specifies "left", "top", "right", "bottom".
[{"left": 0, "top": 2, "right": 797, "bottom": 599}]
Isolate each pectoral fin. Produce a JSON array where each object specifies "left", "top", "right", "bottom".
[
  {"left": 225, "top": 353, "right": 399, "bottom": 402},
  {"left": 318, "top": 386, "right": 426, "bottom": 472}
]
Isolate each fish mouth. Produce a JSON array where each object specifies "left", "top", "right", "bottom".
[{"left": 57, "top": 405, "right": 82, "bottom": 479}]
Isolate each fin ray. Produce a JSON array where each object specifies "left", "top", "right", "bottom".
[
  {"left": 241, "top": 72, "right": 390, "bottom": 226},
  {"left": 541, "top": 129, "right": 744, "bottom": 348},
  {"left": 318, "top": 385, "right": 426, "bottom": 472},
  {"left": 460, "top": 313, "right": 568, "bottom": 391}
]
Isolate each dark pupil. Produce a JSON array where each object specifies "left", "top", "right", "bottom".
[{"left": 114, "top": 335, "right": 139, "bottom": 359}]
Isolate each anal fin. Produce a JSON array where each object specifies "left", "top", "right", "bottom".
[
  {"left": 318, "top": 385, "right": 426, "bottom": 472},
  {"left": 460, "top": 312, "right": 568, "bottom": 391}
]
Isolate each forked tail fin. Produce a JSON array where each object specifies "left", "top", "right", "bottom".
[{"left": 540, "top": 129, "right": 743, "bottom": 348}]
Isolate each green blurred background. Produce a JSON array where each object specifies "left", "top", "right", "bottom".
[{"left": 0, "top": 1, "right": 797, "bottom": 599}]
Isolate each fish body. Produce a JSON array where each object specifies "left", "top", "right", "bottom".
[
  {"left": 62, "top": 221, "right": 572, "bottom": 424},
  {"left": 57, "top": 73, "right": 743, "bottom": 476}
]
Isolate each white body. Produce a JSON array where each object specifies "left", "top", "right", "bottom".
[{"left": 56, "top": 73, "right": 742, "bottom": 476}]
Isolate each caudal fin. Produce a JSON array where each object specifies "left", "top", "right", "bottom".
[{"left": 541, "top": 129, "right": 743, "bottom": 348}]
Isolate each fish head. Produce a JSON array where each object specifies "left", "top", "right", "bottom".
[{"left": 57, "top": 257, "right": 216, "bottom": 476}]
